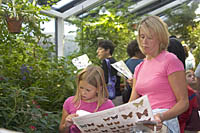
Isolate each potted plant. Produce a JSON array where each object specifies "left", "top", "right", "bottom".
[{"left": 0, "top": 0, "right": 36, "bottom": 33}]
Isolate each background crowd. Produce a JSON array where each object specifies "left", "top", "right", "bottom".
[{"left": 59, "top": 15, "right": 200, "bottom": 133}]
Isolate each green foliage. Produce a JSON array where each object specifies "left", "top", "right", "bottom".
[
  {"left": 0, "top": 0, "right": 76, "bottom": 132},
  {"left": 164, "top": 1, "right": 200, "bottom": 66},
  {"left": 165, "top": 1, "right": 199, "bottom": 42},
  {"left": 68, "top": 0, "right": 138, "bottom": 63},
  {"left": 188, "top": 22, "right": 200, "bottom": 65}
]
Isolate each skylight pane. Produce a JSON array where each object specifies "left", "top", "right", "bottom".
[{"left": 52, "top": 0, "right": 74, "bottom": 9}]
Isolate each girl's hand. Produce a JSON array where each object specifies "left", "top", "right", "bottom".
[{"left": 65, "top": 113, "right": 79, "bottom": 128}]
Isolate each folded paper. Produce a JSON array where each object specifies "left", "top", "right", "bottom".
[
  {"left": 111, "top": 60, "right": 132, "bottom": 79},
  {"left": 72, "top": 54, "right": 92, "bottom": 70}
]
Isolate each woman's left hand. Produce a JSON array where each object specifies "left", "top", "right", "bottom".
[
  {"left": 153, "top": 113, "right": 163, "bottom": 130},
  {"left": 143, "top": 113, "right": 163, "bottom": 131}
]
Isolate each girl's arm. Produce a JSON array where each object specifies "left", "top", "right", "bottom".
[
  {"left": 59, "top": 109, "right": 78, "bottom": 133},
  {"left": 155, "top": 71, "right": 189, "bottom": 122},
  {"left": 128, "top": 78, "right": 140, "bottom": 102},
  {"left": 59, "top": 109, "right": 70, "bottom": 133}
]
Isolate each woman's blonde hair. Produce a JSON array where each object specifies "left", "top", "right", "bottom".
[
  {"left": 137, "top": 16, "right": 169, "bottom": 54},
  {"left": 73, "top": 65, "right": 109, "bottom": 112}
]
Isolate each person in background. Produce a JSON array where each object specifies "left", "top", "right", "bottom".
[
  {"left": 129, "top": 16, "right": 189, "bottom": 133},
  {"left": 186, "top": 69, "right": 199, "bottom": 90},
  {"left": 97, "top": 40, "right": 122, "bottom": 106},
  {"left": 168, "top": 36, "right": 186, "bottom": 69},
  {"left": 195, "top": 62, "right": 200, "bottom": 91},
  {"left": 183, "top": 70, "right": 199, "bottom": 133},
  {"left": 126, "top": 40, "right": 145, "bottom": 75},
  {"left": 122, "top": 40, "right": 145, "bottom": 103},
  {"left": 167, "top": 37, "right": 198, "bottom": 133},
  {"left": 183, "top": 44, "right": 196, "bottom": 70},
  {"left": 59, "top": 65, "right": 114, "bottom": 133}
]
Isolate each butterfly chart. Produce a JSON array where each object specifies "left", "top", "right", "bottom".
[
  {"left": 72, "top": 54, "right": 92, "bottom": 70},
  {"left": 111, "top": 60, "right": 132, "bottom": 79},
  {"left": 72, "top": 95, "right": 155, "bottom": 133}
]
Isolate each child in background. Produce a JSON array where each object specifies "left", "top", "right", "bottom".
[
  {"left": 59, "top": 65, "right": 115, "bottom": 133},
  {"left": 179, "top": 70, "right": 198, "bottom": 133}
]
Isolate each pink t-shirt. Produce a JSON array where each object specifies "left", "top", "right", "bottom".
[
  {"left": 134, "top": 51, "right": 184, "bottom": 110},
  {"left": 63, "top": 96, "right": 115, "bottom": 133}
]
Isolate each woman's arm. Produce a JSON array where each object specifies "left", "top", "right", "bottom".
[
  {"left": 157, "top": 71, "right": 189, "bottom": 122},
  {"left": 128, "top": 78, "right": 140, "bottom": 102}
]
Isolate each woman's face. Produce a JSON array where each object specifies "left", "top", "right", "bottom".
[
  {"left": 139, "top": 27, "right": 160, "bottom": 58},
  {"left": 186, "top": 70, "right": 197, "bottom": 85},
  {"left": 96, "top": 47, "right": 109, "bottom": 60},
  {"left": 79, "top": 80, "right": 98, "bottom": 102}
]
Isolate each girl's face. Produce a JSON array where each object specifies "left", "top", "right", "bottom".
[
  {"left": 79, "top": 80, "right": 98, "bottom": 102},
  {"left": 139, "top": 27, "right": 160, "bottom": 58},
  {"left": 186, "top": 71, "right": 197, "bottom": 85}
]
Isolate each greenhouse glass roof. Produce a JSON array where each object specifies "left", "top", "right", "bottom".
[{"left": 40, "top": 0, "right": 190, "bottom": 20}]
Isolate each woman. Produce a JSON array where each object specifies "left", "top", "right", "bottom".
[
  {"left": 122, "top": 40, "right": 144, "bottom": 103},
  {"left": 129, "top": 16, "right": 189, "bottom": 133}
]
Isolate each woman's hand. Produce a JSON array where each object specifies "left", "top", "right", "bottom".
[
  {"left": 65, "top": 113, "right": 79, "bottom": 128},
  {"left": 127, "top": 78, "right": 133, "bottom": 87},
  {"left": 143, "top": 113, "right": 163, "bottom": 131},
  {"left": 153, "top": 113, "right": 163, "bottom": 130}
]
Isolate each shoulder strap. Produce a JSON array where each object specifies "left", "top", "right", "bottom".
[{"left": 105, "top": 59, "right": 111, "bottom": 82}]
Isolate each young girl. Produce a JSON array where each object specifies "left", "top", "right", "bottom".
[{"left": 59, "top": 65, "right": 115, "bottom": 133}]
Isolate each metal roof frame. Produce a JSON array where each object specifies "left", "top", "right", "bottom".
[{"left": 39, "top": 0, "right": 190, "bottom": 57}]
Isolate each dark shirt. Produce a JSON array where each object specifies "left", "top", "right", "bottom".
[
  {"left": 125, "top": 58, "right": 143, "bottom": 74},
  {"left": 102, "top": 57, "right": 121, "bottom": 96}
]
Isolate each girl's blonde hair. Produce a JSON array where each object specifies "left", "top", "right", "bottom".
[
  {"left": 137, "top": 16, "right": 169, "bottom": 54},
  {"left": 73, "top": 65, "right": 109, "bottom": 112}
]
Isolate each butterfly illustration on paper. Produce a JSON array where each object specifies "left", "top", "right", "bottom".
[
  {"left": 117, "top": 125, "right": 125, "bottom": 129},
  {"left": 103, "top": 117, "right": 110, "bottom": 121},
  {"left": 133, "top": 99, "right": 144, "bottom": 108},
  {"left": 121, "top": 112, "right": 133, "bottom": 119},
  {"left": 126, "top": 123, "right": 134, "bottom": 127},
  {"left": 91, "top": 128, "right": 98, "bottom": 131},
  {"left": 110, "top": 127, "right": 117, "bottom": 130},
  {"left": 96, "top": 124, "right": 104, "bottom": 128},
  {"left": 136, "top": 108, "right": 148, "bottom": 119},
  {"left": 111, "top": 115, "right": 118, "bottom": 120},
  {"left": 114, "top": 121, "right": 120, "bottom": 125},
  {"left": 79, "top": 124, "right": 87, "bottom": 128},
  {"left": 84, "top": 129, "right": 91, "bottom": 132},
  {"left": 107, "top": 122, "right": 113, "bottom": 126},
  {"left": 101, "top": 130, "right": 108, "bottom": 132},
  {"left": 87, "top": 123, "right": 94, "bottom": 127}
]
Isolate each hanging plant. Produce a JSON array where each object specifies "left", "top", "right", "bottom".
[
  {"left": 0, "top": 0, "right": 37, "bottom": 33},
  {"left": 6, "top": 16, "right": 22, "bottom": 33}
]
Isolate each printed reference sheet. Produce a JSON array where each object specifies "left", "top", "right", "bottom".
[{"left": 72, "top": 95, "right": 156, "bottom": 133}]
